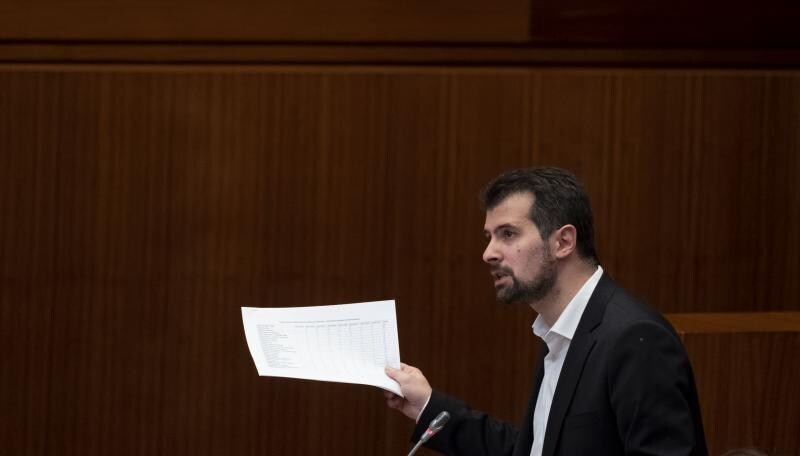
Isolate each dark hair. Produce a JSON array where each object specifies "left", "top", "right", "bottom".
[{"left": 481, "top": 167, "right": 598, "bottom": 265}]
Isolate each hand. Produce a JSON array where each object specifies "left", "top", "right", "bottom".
[{"left": 384, "top": 363, "right": 433, "bottom": 421}]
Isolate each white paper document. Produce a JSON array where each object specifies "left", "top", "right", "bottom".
[{"left": 242, "top": 300, "right": 403, "bottom": 395}]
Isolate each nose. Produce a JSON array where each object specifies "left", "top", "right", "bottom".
[{"left": 483, "top": 238, "right": 501, "bottom": 264}]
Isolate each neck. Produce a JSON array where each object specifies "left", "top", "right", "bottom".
[{"left": 530, "top": 259, "right": 597, "bottom": 326}]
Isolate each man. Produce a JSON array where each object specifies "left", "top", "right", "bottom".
[{"left": 384, "top": 167, "right": 707, "bottom": 455}]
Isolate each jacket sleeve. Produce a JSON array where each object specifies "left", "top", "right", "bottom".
[
  {"left": 411, "top": 390, "right": 520, "bottom": 456},
  {"left": 607, "top": 320, "right": 707, "bottom": 456}
]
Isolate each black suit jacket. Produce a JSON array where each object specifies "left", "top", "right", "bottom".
[{"left": 411, "top": 273, "right": 707, "bottom": 455}]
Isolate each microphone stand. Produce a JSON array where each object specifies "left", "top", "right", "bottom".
[
  {"left": 407, "top": 439, "right": 425, "bottom": 456},
  {"left": 407, "top": 411, "right": 450, "bottom": 456}
]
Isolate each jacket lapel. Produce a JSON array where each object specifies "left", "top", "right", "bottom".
[{"left": 540, "top": 273, "right": 617, "bottom": 456}]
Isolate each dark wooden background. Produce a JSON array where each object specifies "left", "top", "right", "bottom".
[{"left": 1, "top": 1, "right": 799, "bottom": 455}]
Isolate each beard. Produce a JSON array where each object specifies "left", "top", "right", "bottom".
[{"left": 493, "top": 246, "right": 557, "bottom": 305}]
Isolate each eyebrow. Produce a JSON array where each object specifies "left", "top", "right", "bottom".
[{"left": 484, "top": 223, "right": 516, "bottom": 235}]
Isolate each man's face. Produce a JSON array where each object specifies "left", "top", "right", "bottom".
[{"left": 482, "top": 192, "right": 557, "bottom": 306}]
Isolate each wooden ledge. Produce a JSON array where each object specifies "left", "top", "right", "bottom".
[{"left": 667, "top": 312, "right": 800, "bottom": 334}]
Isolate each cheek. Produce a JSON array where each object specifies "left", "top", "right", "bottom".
[
  {"left": 506, "top": 239, "right": 542, "bottom": 274},
  {"left": 518, "top": 245, "right": 545, "bottom": 276}
]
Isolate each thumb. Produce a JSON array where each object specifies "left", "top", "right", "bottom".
[
  {"left": 385, "top": 365, "right": 400, "bottom": 380},
  {"left": 385, "top": 365, "right": 412, "bottom": 384}
]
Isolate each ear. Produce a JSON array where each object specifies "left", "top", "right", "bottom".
[{"left": 551, "top": 224, "right": 577, "bottom": 259}]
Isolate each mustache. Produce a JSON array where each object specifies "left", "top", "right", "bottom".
[{"left": 490, "top": 265, "right": 513, "bottom": 275}]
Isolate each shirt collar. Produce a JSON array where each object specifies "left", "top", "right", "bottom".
[{"left": 532, "top": 265, "right": 604, "bottom": 342}]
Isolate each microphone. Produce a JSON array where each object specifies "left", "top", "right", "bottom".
[{"left": 408, "top": 411, "right": 450, "bottom": 456}]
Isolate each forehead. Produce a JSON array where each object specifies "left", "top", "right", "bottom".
[{"left": 484, "top": 192, "right": 536, "bottom": 231}]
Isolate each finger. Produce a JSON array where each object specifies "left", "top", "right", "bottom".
[
  {"left": 400, "top": 363, "right": 420, "bottom": 375},
  {"left": 383, "top": 391, "right": 396, "bottom": 399},
  {"left": 385, "top": 366, "right": 408, "bottom": 382},
  {"left": 387, "top": 397, "right": 403, "bottom": 409}
]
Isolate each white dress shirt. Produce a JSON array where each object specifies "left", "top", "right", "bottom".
[{"left": 529, "top": 266, "right": 603, "bottom": 456}]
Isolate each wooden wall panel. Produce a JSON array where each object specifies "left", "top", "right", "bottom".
[
  {"left": 3, "top": 0, "right": 800, "bottom": 48},
  {"left": 0, "top": 0, "right": 529, "bottom": 43},
  {"left": 0, "top": 72, "right": 58, "bottom": 456},
  {"left": 669, "top": 313, "right": 800, "bottom": 455},
  {"left": 2, "top": 67, "right": 799, "bottom": 455}
]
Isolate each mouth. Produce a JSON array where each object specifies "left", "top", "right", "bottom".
[{"left": 491, "top": 269, "right": 511, "bottom": 286}]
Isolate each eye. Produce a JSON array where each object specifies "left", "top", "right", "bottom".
[{"left": 502, "top": 229, "right": 515, "bottom": 239}]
